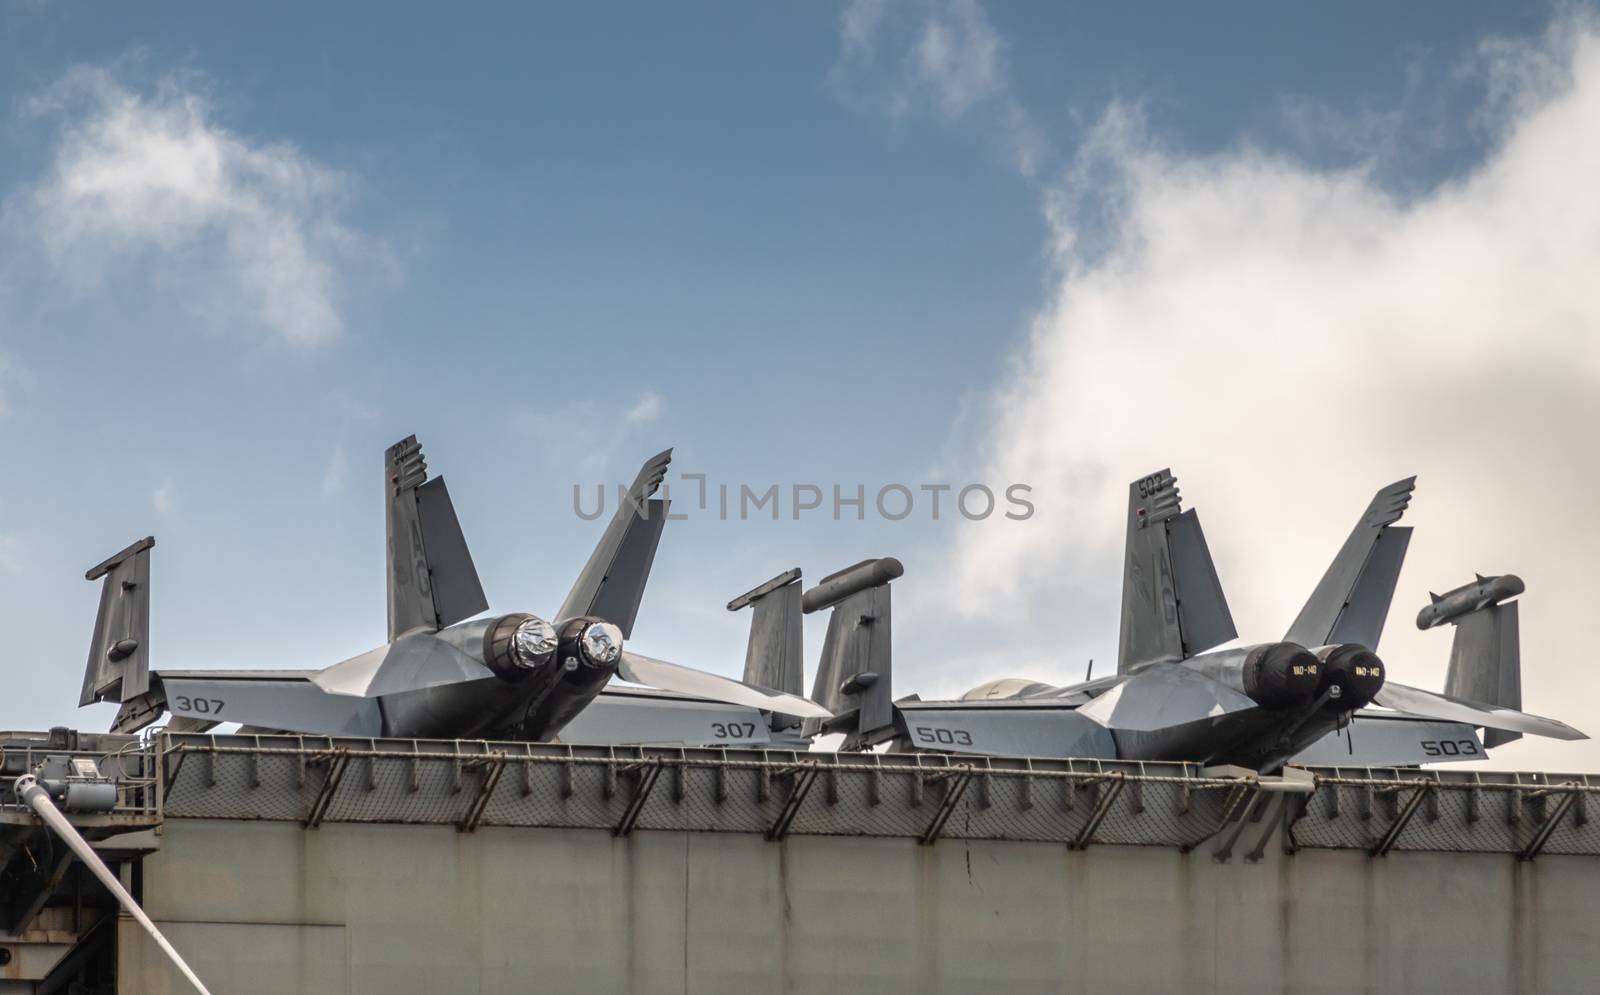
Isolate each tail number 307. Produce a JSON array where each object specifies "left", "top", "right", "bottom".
[
  {"left": 914, "top": 727, "right": 974, "bottom": 747},
  {"left": 173, "top": 695, "right": 225, "bottom": 715}
]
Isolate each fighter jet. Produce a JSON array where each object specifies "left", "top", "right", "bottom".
[
  {"left": 76, "top": 436, "right": 829, "bottom": 740},
  {"left": 792, "top": 470, "right": 1584, "bottom": 770}
]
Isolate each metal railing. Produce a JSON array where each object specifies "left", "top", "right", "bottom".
[
  {"left": 0, "top": 733, "right": 161, "bottom": 820},
  {"left": 148, "top": 733, "right": 1600, "bottom": 860},
  {"left": 10, "top": 731, "right": 1600, "bottom": 860}
]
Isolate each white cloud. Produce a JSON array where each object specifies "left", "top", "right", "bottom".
[
  {"left": 932, "top": 21, "right": 1600, "bottom": 768},
  {"left": 625, "top": 391, "right": 664, "bottom": 425},
  {"left": 834, "top": 0, "right": 1044, "bottom": 176},
  {"left": 908, "top": 0, "right": 1001, "bottom": 119},
  {"left": 18, "top": 68, "right": 371, "bottom": 346},
  {"left": 152, "top": 479, "right": 175, "bottom": 514}
]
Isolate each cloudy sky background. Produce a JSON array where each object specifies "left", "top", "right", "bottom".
[{"left": 2, "top": 2, "right": 1597, "bottom": 770}]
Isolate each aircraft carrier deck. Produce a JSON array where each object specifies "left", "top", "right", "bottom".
[{"left": 5, "top": 730, "right": 1600, "bottom": 993}]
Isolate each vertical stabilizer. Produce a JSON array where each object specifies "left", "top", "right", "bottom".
[
  {"left": 557, "top": 449, "right": 673, "bottom": 637},
  {"left": 1430, "top": 574, "right": 1525, "bottom": 749},
  {"left": 728, "top": 568, "right": 804, "bottom": 731},
  {"left": 1117, "top": 470, "right": 1236, "bottom": 673},
  {"left": 805, "top": 557, "right": 902, "bottom": 742},
  {"left": 1284, "top": 477, "right": 1415, "bottom": 651},
  {"left": 385, "top": 436, "right": 489, "bottom": 641},
  {"left": 582, "top": 498, "right": 669, "bottom": 639},
  {"left": 80, "top": 537, "right": 154, "bottom": 707}
]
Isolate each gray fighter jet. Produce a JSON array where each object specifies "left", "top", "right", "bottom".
[
  {"left": 797, "top": 471, "right": 1584, "bottom": 769},
  {"left": 76, "top": 436, "right": 829, "bottom": 739}
]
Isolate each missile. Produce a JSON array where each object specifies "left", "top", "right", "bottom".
[{"left": 1416, "top": 573, "right": 1525, "bottom": 630}]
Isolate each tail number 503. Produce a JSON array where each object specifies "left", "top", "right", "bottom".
[
  {"left": 1419, "top": 739, "right": 1478, "bottom": 757},
  {"left": 913, "top": 727, "right": 974, "bottom": 746}
]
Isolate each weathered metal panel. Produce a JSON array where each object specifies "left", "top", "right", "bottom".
[
  {"left": 12, "top": 733, "right": 1600, "bottom": 992},
  {"left": 120, "top": 921, "right": 348, "bottom": 995},
  {"left": 128, "top": 817, "right": 1600, "bottom": 995}
]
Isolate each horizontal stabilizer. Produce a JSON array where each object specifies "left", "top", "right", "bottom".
[
  {"left": 896, "top": 703, "right": 1116, "bottom": 759},
  {"left": 616, "top": 650, "right": 831, "bottom": 718},
  {"left": 1291, "top": 715, "right": 1485, "bottom": 767},
  {"left": 1373, "top": 681, "right": 1585, "bottom": 742},
  {"left": 1285, "top": 477, "right": 1415, "bottom": 651},
  {"left": 162, "top": 674, "right": 383, "bottom": 736},
  {"left": 558, "top": 687, "right": 776, "bottom": 747}
]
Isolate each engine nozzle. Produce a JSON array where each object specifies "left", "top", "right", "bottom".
[
  {"left": 482, "top": 613, "right": 559, "bottom": 680},
  {"left": 1241, "top": 642, "right": 1321, "bottom": 709},
  {"left": 1314, "top": 643, "right": 1385, "bottom": 710},
  {"left": 554, "top": 617, "right": 625, "bottom": 674}
]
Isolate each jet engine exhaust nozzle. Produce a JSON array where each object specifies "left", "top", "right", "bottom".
[
  {"left": 1242, "top": 642, "right": 1321, "bottom": 709},
  {"left": 551, "top": 617, "right": 625, "bottom": 674},
  {"left": 482, "top": 613, "right": 558, "bottom": 681},
  {"left": 578, "top": 621, "right": 624, "bottom": 667},
  {"left": 1314, "top": 643, "right": 1385, "bottom": 711}
]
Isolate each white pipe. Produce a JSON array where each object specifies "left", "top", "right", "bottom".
[{"left": 13, "top": 774, "right": 213, "bottom": 995}]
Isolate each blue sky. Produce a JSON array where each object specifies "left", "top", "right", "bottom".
[{"left": 4, "top": 2, "right": 1599, "bottom": 769}]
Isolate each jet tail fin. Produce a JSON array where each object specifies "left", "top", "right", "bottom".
[
  {"left": 385, "top": 436, "right": 489, "bottom": 640},
  {"left": 805, "top": 557, "right": 903, "bottom": 744},
  {"left": 557, "top": 449, "right": 673, "bottom": 637},
  {"left": 80, "top": 537, "right": 155, "bottom": 707},
  {"left": 1284, "top": 477, "right": 1415, "bottom": 652},
  {"left": 728, "top": 568, "right": 804, "bottom": 730},
  {"left": 1437, "top": 576, "right": 1525, "bottom": 749},
  {"left": 1117, "top": 470, "right": 1236, "bottom": 673}
]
